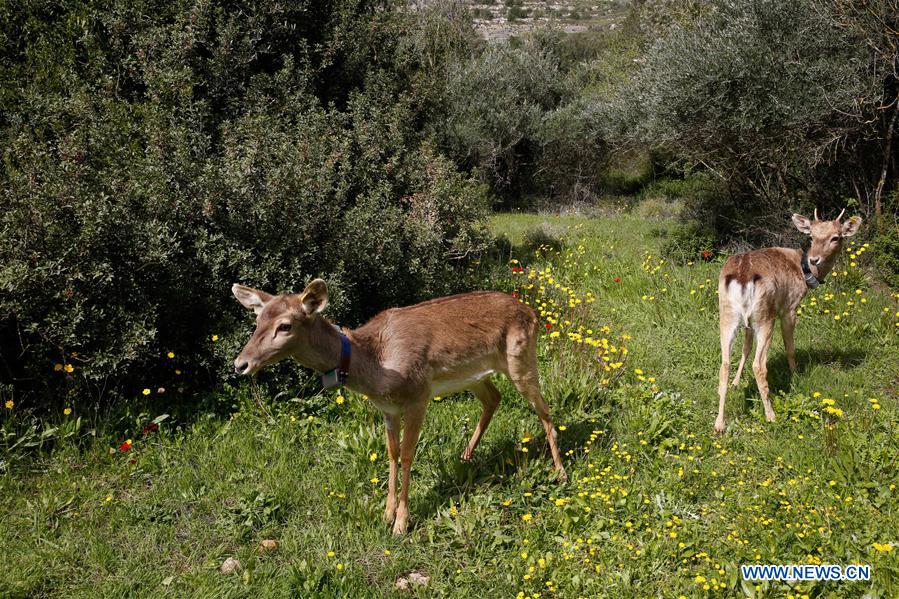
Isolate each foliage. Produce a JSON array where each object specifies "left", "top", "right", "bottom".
[
  {"left": 0, "top": 0, "right": 491, "bottom": 407},
  {"left": 622, "top": 0, "right": 899, "bottom": 241}
]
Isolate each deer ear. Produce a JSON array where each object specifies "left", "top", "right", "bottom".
[
  {"left": 232, "top": 284, "right": 272, "bottom": 315},
  {"left": 841, "top": 215, "right": 862, "bottom": 238},
  {"left": 300, "top": 279, "right": 329, "bottom": 315},
  {"left": 791, "top": 214, "right": 812, "bottom": 234}
]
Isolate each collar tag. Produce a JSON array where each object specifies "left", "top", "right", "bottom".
[
  {"left": 800, "top": 251, "right": 820, "bottom": 289},
  {"left": 321, "top": 325, "right": 351, "bottom": 390},
  {"left": 321, "top": 369, "right": 342, "bottom": 389}
]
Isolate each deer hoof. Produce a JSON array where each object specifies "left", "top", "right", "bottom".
[
  {"left": 460, "top": 448, "right": 474, "bottom": 463},
  {"left": 765, "top": 412, "right": 776, "bottom": 423},
  {"left": 392, "top": 517, "right": 408, "bottom": 535},
  {"left": 714, "top": 420, "right": 726, "bottom": 435},
  {"left": 556, "top": 467, "right": 569, "bottom": 483}
]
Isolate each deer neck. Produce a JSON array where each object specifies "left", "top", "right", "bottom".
[{"left": 292, "top": 317, "right": 382, "bottom": 396}]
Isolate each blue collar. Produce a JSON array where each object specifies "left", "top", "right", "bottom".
[{"left": 321, "top": 325, "right": 351, "bottom": 390}]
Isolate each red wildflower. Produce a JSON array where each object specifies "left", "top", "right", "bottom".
[
  {"left": 545, "top": 323, "right": 552, "bottom": 330},
  {"left": 614, "top": 277, "right": 621, "bottom": 283},
  {"left": 702, "top": 250, "right": 712, "bottom": 260},
  {"left": 511, "top": 292, "right": 519, "bottom": 298},
  {"left": 142, "top": 422, "right": 159, "bottom": 436},
  {"left": 118, "top": 440, "right": 131, "bottom": 452}
]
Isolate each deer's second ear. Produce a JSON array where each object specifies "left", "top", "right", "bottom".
[
  {"left": 232, "top": 284, "right": 272, "bottom": 315},
  {"left": 300, "top": 278, "right": 329, "bottom": 315},
  {"left": 841, "top": 215, "right": 862, "bottom": 238},
  {"left": 791, "top": 214, "right": 812, "bottom": 234}
]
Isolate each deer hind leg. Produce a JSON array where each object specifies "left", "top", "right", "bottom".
[
  {"left": 731, "top": 326, "right": 754, "bottom": 387},
  {"left": 393, "top": 399, "right": 427, "bottom": 535},
  {"left": 461, "top": 380, "right": 501, "bottom": 463},
  {"left": 752, "top": 320, "right": 777, "bottom": 422},
  {"left": 780, "top": 311, "right": 798, "bottom": 372},
  {"left": 506, "top": 334, "right": 567, "bottom": 482},
  {"left": 383, "top": 413, "right": 400, "bottom": 525},
  {"left": 716, "top": 308, "right": 741, "bottom": 434}
]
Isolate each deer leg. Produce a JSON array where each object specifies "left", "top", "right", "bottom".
[
  {"left": 461, "top": 380, "right": 501, "bottom": 463},
  {"left": 383, "top": 413, "right": 400, "bottom": 525},
  {"left": 393, "top": 400, "right": 427, "bottom": 535},
  {"left": 731, "top": 326, "right": 754, "bottom": 387},
  {"left": 781, "top": 312, "right": 798, "bottom": 373},
  {"left": 752, "top": 320, "right": 776, "bottom": 422},
  {"left": 716, "top": 312, "right": 741, "bottom": 434},
  {"left": 507, "top": 341, "right": 567, "bottom": 482}
]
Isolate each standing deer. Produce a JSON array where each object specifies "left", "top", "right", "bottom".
[
  {"left": 231, "top": 281, "right": 567, "bottom": 534},
  {"left": 715, "top": 209, "right": 861, "bottom": 433}
]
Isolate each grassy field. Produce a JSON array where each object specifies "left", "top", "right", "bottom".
[{"left": 2, "top": 213, "right": 897, "bottom": 598}]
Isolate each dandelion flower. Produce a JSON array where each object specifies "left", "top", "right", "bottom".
[
  {"left": 369, "top": 452, "right": 378, "bottom": 461},
  {"left": 211, "top": 335, "right": 219, "bottom": 342},
  {"left": 4, "top": 400, "right": 13, "bottom": 409},
  {"left": 54, "top": 363, "right": 63, "bottom": 372},
  {"left": 63, "top": 407, "right": 72, "bottom": 415},
  {"left": 167, "top": 351, "right": 175, "bottom": 358},
  {"left": 335, "top": 395, "right": 345, "bottom": 405},
  {"left": 142, "top": 388, "right": 151, "bottom": 396},
  {"left": 64, "top": 364, "right": 74, "bottom": 373}
]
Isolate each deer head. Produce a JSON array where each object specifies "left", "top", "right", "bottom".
[
  {"left": 790, "top": 209, "right": 861, "bottom": 277},
  {"left": 231, "top": 279, "right": 329, "bottom": 375}
]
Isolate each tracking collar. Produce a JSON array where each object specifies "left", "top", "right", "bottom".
[
  {"left": 321, "top": 324, "right": 351, "bottom": 389},
  {"left": 800, "top": 251, "right": 820, "bottom": 289}
]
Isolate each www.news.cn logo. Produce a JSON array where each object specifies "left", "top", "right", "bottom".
[{"left": 741, "top": 564, "right": 871, "bottom": 581}]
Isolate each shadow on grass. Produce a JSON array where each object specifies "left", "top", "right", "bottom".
[
  {"left": 737, "top": 346, "right": 867, "bottom": 412},
  {"left": 411, "top": 415, "right": 613, "bottom": 524}
]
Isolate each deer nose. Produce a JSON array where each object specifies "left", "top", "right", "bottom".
[
  {"left": 810, "top": 256, "right": 821, "bottom": 265},
  {"left": 234, "top": 360, "right": 250, "bottom": 375}
]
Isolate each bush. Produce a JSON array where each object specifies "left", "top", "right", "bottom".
[
  {"left": 621, "top": 0, "right": 899, "bottom": 241},
  {"left": 660, "top": 223, "right": 717, "bottom": 264},
  {"left": 436, "top": 37, "right": 617, "bottom": 206},
  {"left": 522, "top": 224, "right": 564, "bottom": 254},
  {"left": 0, "top": 0, "right": 491, "bottom": 408}
]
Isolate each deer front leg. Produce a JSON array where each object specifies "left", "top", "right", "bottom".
[
  {"left": 752, "top": 321, "right": 776, "bottom": 422},
  {"left": 394, "top": 400, "right": 427, "bottom": 535},
  {"left": 383, "top": 414, "right": 400, "bottom": 525},
  {"left": 781, "top": 312, "right": 798, "bottom": 373}
]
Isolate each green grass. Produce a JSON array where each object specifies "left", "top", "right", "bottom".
[{"left": 2, "top": 213, "right": 898, "bottom": 597}]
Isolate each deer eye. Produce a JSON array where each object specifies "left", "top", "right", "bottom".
[
  {"left": 830, "top": 236, "right": 840, "bottom": 243},
  {"left": 276, "top": 322, "right": 292, "bottom": 333}
]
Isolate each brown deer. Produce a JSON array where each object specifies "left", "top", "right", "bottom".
[
  {"left": 231, "top": 281, "right": 567, "bottom": 534},
  {"left": 715, "top": 209, "right": 861, "bottom": 433}
]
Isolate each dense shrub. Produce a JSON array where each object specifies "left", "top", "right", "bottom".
[
  {"left": 436, "top": 37, "right": 617, "bottom": 207},
  {"left": 0, "top": 0, "right": 491, "bottom": 407},
  {"left": 622, "top": 0, "right": 899, "bottom": 241},
  {"left": 659, "top": 223, "right": 717, "bottom": 265}
]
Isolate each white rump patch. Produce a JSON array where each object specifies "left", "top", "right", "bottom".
[{"left": 727, "top": 279, "right": 756, "bottom": 327}]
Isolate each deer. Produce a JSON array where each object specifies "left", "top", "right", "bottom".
[
  {"left": 715, "top": 209, "right": 861, "bottom": 434},
  {"left": 231, "top": 280, "right": 567, "bottom": 534}
]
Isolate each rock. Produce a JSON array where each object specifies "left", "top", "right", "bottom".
[
  {"left": 395, "top": 571, "right": 430, "bottom": 591},
  {"left": 220, "top": 556, "right": 241, "bottom": 575},
  {"left": 258, "top": 539, "right": 279, "bottom": 553}
]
